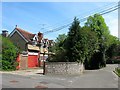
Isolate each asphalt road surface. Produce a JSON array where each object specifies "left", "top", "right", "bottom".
[{"left": 1, "top": 64, "right": 119, "bottom": 88}]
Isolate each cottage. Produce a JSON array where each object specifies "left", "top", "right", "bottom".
[{"left": 8, "top": 25, "right": 54, "bottom": 69}]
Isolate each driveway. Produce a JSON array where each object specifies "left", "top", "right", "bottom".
[{"left": 1, "top": 64, "right": 119, "bottom": 88}]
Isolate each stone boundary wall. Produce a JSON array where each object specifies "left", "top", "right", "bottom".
[{"left": 44, "top": 62, "right": 84, "bottom": 75}]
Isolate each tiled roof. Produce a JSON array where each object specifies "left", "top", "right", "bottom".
[{"left": 15, "top": 27, "right": 35, "bottom": 41}]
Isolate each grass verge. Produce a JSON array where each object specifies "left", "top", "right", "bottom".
[{"left": 113, "top": 67, "right": 120, "bottom": 77}]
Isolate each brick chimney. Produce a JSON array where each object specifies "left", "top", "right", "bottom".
[
  {"left": 2, "top": 30, "right": 8, "bottom": 37},
  {"left": 38, "top": 32, "right": 43, "bottom": 43}
]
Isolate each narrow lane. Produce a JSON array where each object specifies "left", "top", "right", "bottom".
[{"left": 1, "top": 64, "right": 118, "bottom": 88}]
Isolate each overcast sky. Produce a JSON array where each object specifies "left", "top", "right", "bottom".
[{"left": 2, "top": 2, "right": 118, "bottom": 40}]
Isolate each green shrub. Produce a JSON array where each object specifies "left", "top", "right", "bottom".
[{"left": 1, "top": 36, "right": 19, "bottom": 71}]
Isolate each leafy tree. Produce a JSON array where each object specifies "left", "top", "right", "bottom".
[
  {"left": 1, "top": 35, "right": 19, "bottom": 70},
  {"left": 64, "top": 17, "right": 81, "bottom": 62},
  {"left": 80, "top": 27, "right": 99, "bottom": 68},
  {"left": 48, "top": 34, "right": 67, "bottom": 53},
  {"left": 64, "top": 18, "right": 98, "bottom": 63},
  {"left": 85, "top": 14, "right": 110, "bottom": 68},
  {"left": 48, "top": 15, "right": 117, "bottom": 69},
  {"left": 106, "top": 35, "right": 120, "bottom": 64},
  {"left": 74, "top": 27, "right": 98, "bottom": 63},
  {"left": 106, "top": 35, "right": 119, "bottom": 59},
  {"left": 48, "top": 17, "right": 99, "bottom": 64},
  {"left": 47, "top": 34, "right": 67, "bottom": 62},
  {"left": 54, "top": 34, "right": 67, "bottom": 53}
]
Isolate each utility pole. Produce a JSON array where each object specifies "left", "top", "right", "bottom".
[
  {"left": 38, "top": 24, "right": 47, "bottom": 74},
  {"left": 118, "top": 1, "right": 120, "bottom": 40},
  {"left": 37, "top": 24, "right": 46, "bottom": 68}
]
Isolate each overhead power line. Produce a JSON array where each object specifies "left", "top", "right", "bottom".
[
  {"left": 43, "top": 3, "right": 120, "bottom": 35},
  {"left": 42, "top": 2, "right": 117, "bottom": 31},
  {"left": 100, "top": 5, "right": 120, "bottom": 15}
]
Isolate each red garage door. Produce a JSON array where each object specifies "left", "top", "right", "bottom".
[{"left": 28, "top": 55, "right": 38, "bottom": 68}]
